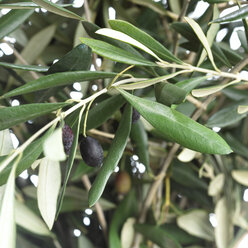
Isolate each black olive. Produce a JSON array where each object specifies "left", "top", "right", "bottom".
[
  {"left": 80, "top": 136, "right": 104, "bottom": 167},
  {"left": 132, "top": 108, "right": 140, "bottom": 123},
  {"left": 62, "top": 124, "right": 74, "bottom": 155},
  {"left": 120, "top": 105, "right": 140, "bottom": 123}
]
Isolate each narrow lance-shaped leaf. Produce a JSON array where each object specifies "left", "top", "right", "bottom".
[
  {"left": 96, "top": 28, "right": 161, "bottom": 61},
  {"left": 80, "top": 38, "right": 156, "bottom": 67},
  {"left": 134, "top": 224, "right": 182, "bottom": 248},
  {"left": 0, "top": 2, "right": 71, "bottom": 9},
  {"left": 197, "top": 4, "right": 220, "bottom": 66},
  {"left": 0, "top": 155, "right": 20, "bottom": 248},
  {"left": 211, "top": 5, "right": 248, "bottom": 23},
  {"left": 0, "top": 71, "right": 116, "bottom": 99},
  {"left": 0, "top": 62, "right": 48, "bottom": 72},
  {"left": 0, "top": 102, "right": 69, "bottom": 131},
  {"left": 0, "top": 9, "right": 34, "bottom": 40},
  {"left": 109, "top": 19, "right": 183, "bottom": 64},
  {"left": 0, "top": 129, "right": 14, "bottom": 156},
  {"left": 117, "top": 89, "right": 232, "bottom": 154},
  {"left": 32, "top": 0, "right": 83, "bottom": 20},
  {"left": 184, "top": 17, "right": 219, "bottom": 72},
  {"left": 37, "top": 158, "right": 61, "bottom": 230},
  {"left": 88, "top": 104, "right": 132, "bottom": 207}
]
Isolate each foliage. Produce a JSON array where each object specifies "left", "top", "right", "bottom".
[{"left": 0, "top": 0, "right": 248, "bottom": 248}]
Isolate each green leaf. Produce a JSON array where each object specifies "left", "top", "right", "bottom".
[
  {"left": 175, "top": 76, "right": 208, "bottom": 95},
  {"left": 32, "top": 0, "right": 83, "bottom": 20},
  {"left": 197, "top": 4, "right": 220, "bottom": 67},
  {"left": 134, "top": 224, "right": 182, "bottom": 248},
  {"left": 17, "top": 24, "right": 56, "bottom": 64},
  {"left": 237, "top": 105, "right": 248, "bottom": 114},
  {"left": 0, "top": 2, "right": 71, "bottom": 9},
  {"left": 82, "top": 21, "right": 144, "bottom": 58},
  {"left": 109, "top": 191, "right": 137, "bottom": 248},
  {"left": 78, "top": 234, "right": 95, "bottom": 248},
  {"left": 185, "top": 17, "right": 219, "bottom": 71},
  {"left": 43, "top": 128, "right": 66, "bottom": 162},
  {"left": 0, "top": 9, "right": 34, "bottom": 40},
  {"left": 56, "top": 107, "right": 84, "bottom": 218},
  {"left": 88, "top": 104, "right": 132, "bottom": 207},
  {"left": 224, "top": 133, "right": 248, "bottom": 160},
  {"left": 96, "top": 28, "right": 161, "bottom": 61},
  {"left": 117, "top": 89, "right": 232, "bottom": 154},
  {"left": 177, "top": 210, "right": 214, "bottom": 241},
  {"left": 119, "top": 70, "right": 188, "bottom": 90},
  {"left": 130, "top": 120, "right": 150, "bottom": 170},
  {"left": 80, "top": 38, "right": 156, "bottom": 67},
  {"left": 0, "top": 102, "right": 69, "bottom": 131},
  {"left": 0, "top": 62, "right": 48, "bottom": 72},
  {"left": 0, "top": 156, "right": 20, "bottom": 248},
  {"left": 48, "top": 44, "right": 92, "bottom": 73},
  {"left": 37, "top": 158, "right": 61, "bottom": 230},
  {"left": 109, "top": 19, "right": 183, "bottom": 64},
  {"left": 206, "top": 100, "right": 248, "bottom": 128},
  {"left": 211, "top": 5, "right": 248, "bottom": 23},
  {"left": 203, "top": 0, "right": 229, "bottom": 3},
  {"left": 1, "top": 71, "right": 116, "bottom": 99},
  {"left": 208, "top": 173, "right": 225, "bottom": 196},
  {"left": 212, "top": 43, "right": 232, "bottom": 68},
  {"left": 171, "top": 160, "right": 208, "bottom": 190},
  {"left": 15, "top": 200, "right": 51, "bottom": 237}
]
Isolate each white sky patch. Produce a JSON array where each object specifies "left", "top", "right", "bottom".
[
  {"left": 212, "top": 127, "right": 221, "bottom": 133},
  {"left": 0, "top": 51, "right": 3, "bottom": 57},
  {"left": 30, "top": 175, "right": 39, "bottom": 187},
  {"left": 51, "top": 0, "right": 59, "bottom": 3},
  {"left": 136, "top": 162, "right": 146, "bottom": 174},
  {"left": 96, "top": 58, "right": 102, "bottom": 67},
  {"left": 70, "top": 91, "right": 83, "bottom": 100},
  {"left": 92, "top": 84, "right": 98, "bottom": 91},
  {"left": 240, "top": 70, "right": 248, "bottom": 81},
  {"left": 53, "top": 59, "right": 59, "bottom": 64},
  {"left": 108, "top": 7, "right": 116, "bottom": 20},
  {"left": 243, "top": 189, "right": 248, "bottom": 202},
  {"left": 132, "top": 155, "right": 139, "bottom": 161},
  {"left": 85, "top": 208, "right": 93, "bottom": 215},
  {"left": 11, "top": 99, "right": 20, "bottom": 106},
  {"left": 90, "top": 64, "right": 96, "bottom": 71},
  {"left": 1, "top": 9, "right": 11, "bottom": 15},
  {"left": 10, "top": 133, "right": 19, "bottom": 148},
  {"left": 209, "top": 213, "right": 217, "bottom": 227},
  {"left": 41, "top": 8, "right": 47, "bottom": 13},
  {"left": 0, "top": 43, "right": 13, "bottom": 55},
  {"left": 73, "top": 0, "right": 84, "bottom": 8},
  {"left": 73, "top": 82, "right": 82, "bottom": 91},
  {"left": 216, "top": 28, "right": 228, "bottom": 42},
  {"left": 114, "top": 166, "right": 120, "bottom": 173},
  {"left": 83, "top": 216, "right": 91, "bottom": 226},
  {"left": 19, "top": 170, "right": 29, "bottom": 180},
  {"left": 238, "top": 234, "right": 248, "bottom": 248},
  {"left": 188, "top": 1, "right": 209, "bottom": 19},
  {"left": 73, "top": 229, "right": 81, "bottom": 237},
  {"left": 35, "top": 8, "right": 40, "bottom": 13},
  {"left": 230, "top": 27, "right": 244, "bottom": 50},
  {"left": 4, "top": 37, "right": 16, "bottom": 44}
]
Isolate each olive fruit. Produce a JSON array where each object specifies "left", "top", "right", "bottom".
[
  {"left": 62, "top": 124, "right": 74, "bottom": 155},
  {"left": 120, "top": 105, "right": 140, "bottom": 123},
  {"left": 115, "top": 171, "right": 131, "bottom": 195},
  {"left": 80, "top": 136, "right": 104, "bottom": 167},
  {"left": 132, "top": 108, "right": 140, "bottom": 123}
]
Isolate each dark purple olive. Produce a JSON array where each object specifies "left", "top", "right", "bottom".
[
  {"left": 62, "top": 124, "right": 74, "bottom": 155},
  {"left": 80, "top": 136, "right": 104, "bottom": 167},
  {"left": 120, "top": 105, "right": 140, "bottom": 123},
  {"left": 132, "top": 108, "right": 140, "bottom": 123}
]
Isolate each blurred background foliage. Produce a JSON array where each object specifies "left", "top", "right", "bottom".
[{"left": 1, "top": 0, "right": 248, "bottom": 248}]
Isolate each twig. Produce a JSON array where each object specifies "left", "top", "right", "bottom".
[{"left": 81, "top": 175, "right": 108, "bottom": 246}]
